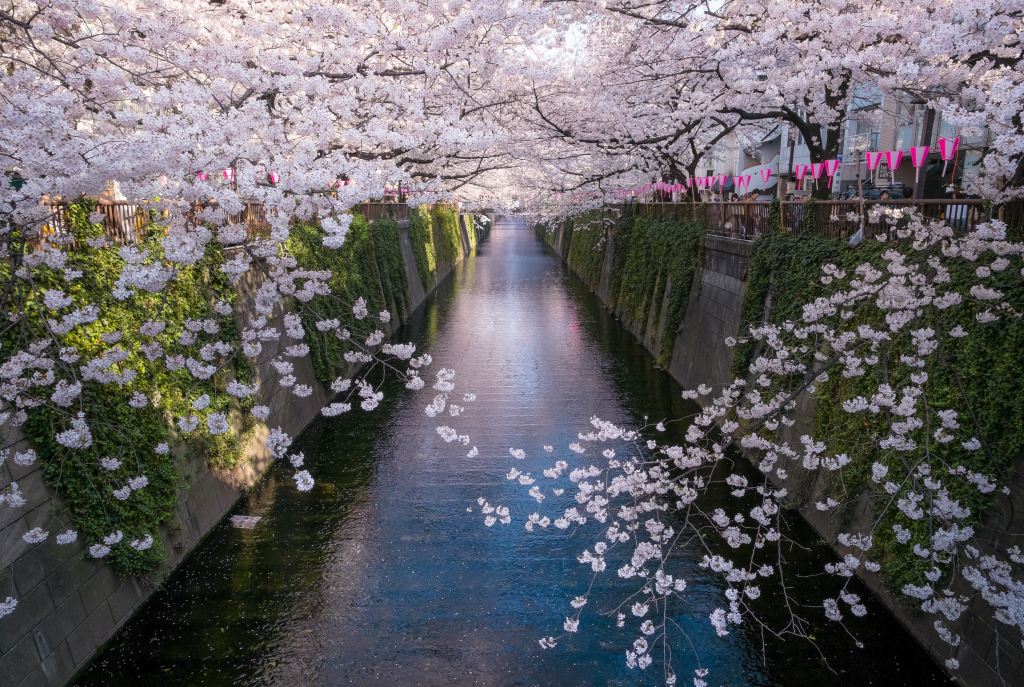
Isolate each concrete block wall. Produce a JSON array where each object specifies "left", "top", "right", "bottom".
[
  {"left": 0, "top": 425, "right": 258, "bottom": 687},
  {"left": 668, "top": 235, "right": 751, "bottom": 391},
  {"left": 0, "top": 221, "right": 479, "bottom": 687}
]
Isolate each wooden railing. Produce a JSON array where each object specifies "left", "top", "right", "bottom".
[
  {"left": 29, "top": 200, "right": 410, "bottom": 248},
  {"left": 624, "top": 199, "right": 1008, "bottom": 241},
  {"left": 356, "top": 202, "right": 410, "bottom": 222},
  {"left": 36, "top": 202, "right": 157, "bottom": 246},
  {"left": 31, "top": 197, "right": 1015, "bottom": 248}
]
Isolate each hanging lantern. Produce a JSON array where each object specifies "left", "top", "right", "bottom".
[
  {"left": 909, "top": 146, "right": 929, "bottom": 168},
  {"left": 938, "top": 137, "right": 960, "bottom": 176},
  {"left": 794, "top": 164, "right": 809, "bottom": 190},
  {"left": 883, "top": 150, "right": 904, "bottom": 171},
  {"left": 824, "top": 159, "right": 841, "bottom": 188}
]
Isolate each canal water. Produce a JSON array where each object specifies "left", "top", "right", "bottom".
[{"left": 77, "top": 218, "right": 947, "bottom": 686}]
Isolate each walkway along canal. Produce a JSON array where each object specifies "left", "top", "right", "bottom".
[{"left": 76, "top": 218, "right": 949, "bottom": 686}]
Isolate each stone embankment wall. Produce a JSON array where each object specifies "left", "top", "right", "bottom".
[
  {"left": 0, "top": 213, "right": 489, "bottom": 687},
  {"left": 540, "top": 211, "right": 1022, "bottom": 687}
]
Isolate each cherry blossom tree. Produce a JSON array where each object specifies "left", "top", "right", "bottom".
[
  {"left": 2, "top": 1, "right": 1024, "bottom": 685},
  {"left": 1, "top": 0, "right": 532, "bottom": 616}
]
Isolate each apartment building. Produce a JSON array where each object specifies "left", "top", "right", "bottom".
[{"left": 706, "top": 87, "right": 988, "bottom": 199}]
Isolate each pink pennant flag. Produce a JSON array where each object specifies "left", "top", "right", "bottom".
[
  {"left": 716, "top": 174, "right": 727, "bottom": 190},
  {"left": 865, "top": 151, "right": 883, "bottom": 171},
  {"left": 759, "top": 168, "right": 773, "bottom": 183},
  {"left": 884, "top": 150, "right": 904, "bottom": 171},
  {"left": 267, "top": 170, "right": 280, "bottom": 185},
  {"left": 195, "top": 171, "right": 209, "bottom": 181},
  {"left": 811, "top": 162, "right": 825, "bottom": 180},
  {"left": 222, "top": 168, "right": 235, "bottom": 182},
  {"left": 734, "top": 175, "right": 752, "bottom": 191},
  {"left": 910, "top": 146, "right": 929, "bottom": 169},
  {"left": 685, "top": 177, "right": 694, "bottom": 187}
]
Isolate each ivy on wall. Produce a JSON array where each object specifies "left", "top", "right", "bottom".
[
  {"left": 461, "top": 214, "right": 479, "bottom": 252},
  {"left": 556, "top": 210, "right": 704, "bottom": 366},
  {"left": 408, "top": 204, "right": 467, "bottom": 291},
  {"left": 409, "top": 206, "right": 438, "bottom": 290},
  {"left": 286, "top": 213, "right": 407, "bottom": 385},
  {"left": 6, "top": 203, "right": 479, "bottom": 579},
  {"left": 548, "top": 200, "right": 1024, "bottom": 596},
  {"left": 7, "top": 200, "right": 254, "bottom": 576},
  {"left": 734, "top": 221, "right": 1024, "bottom": 592},
  {"left": 565, "top": 212, "right": 607, "bottom": 290},
  {"left": 616, "top": 213, "right": 703, "bottom": 364},
  {"left": 289, "top": 207, "right": 484, "bottom": 386}
]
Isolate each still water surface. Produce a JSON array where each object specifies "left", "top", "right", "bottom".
[{"left": 78, "top": 218, "right": 948, "bottom": 686}]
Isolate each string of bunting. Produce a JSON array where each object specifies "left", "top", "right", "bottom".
[{"left": 560, "top": 136, "right": 961, "bottom": 201}]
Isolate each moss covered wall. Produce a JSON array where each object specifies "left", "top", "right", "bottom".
[
  {"left": 542, "top": 209, "right": 704, "bottom": 367},
  {"left": 0, "top": 205, "right": 487, "bottom": 687}
]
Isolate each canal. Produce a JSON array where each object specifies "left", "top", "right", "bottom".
[{"left": 76, "top": 218, "right": 948, "bottom": 686}]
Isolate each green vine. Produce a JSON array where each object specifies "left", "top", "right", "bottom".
[
  {"left": 408, "top": 204, "right": 466, "bottom": 290},
  {"left": 559, "top": 209, "right": 703, "bottom": 366},
  {"left": 285, "top": 213, "right": 408, "bottom": 384},
  {"left": 6, "top": 200, "right": 254, "bottom": 576},
  {"left": 734, "top": 225, "right": 1024, "bottom": 593}
]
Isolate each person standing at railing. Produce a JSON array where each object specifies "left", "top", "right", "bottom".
[{"left": 788, "top": 194, "right": 808, "bottom": 232}]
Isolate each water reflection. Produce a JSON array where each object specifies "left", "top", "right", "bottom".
[{"left": 77, "top": 219, "right": 948, "bottom": 686}]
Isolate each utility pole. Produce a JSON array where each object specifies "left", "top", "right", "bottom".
[
  {"left": 913, "top": 107, "right": 935, "bottom": 200},
  {"left": 781, "top": 125, "right": 796, "bottom": 200}
]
